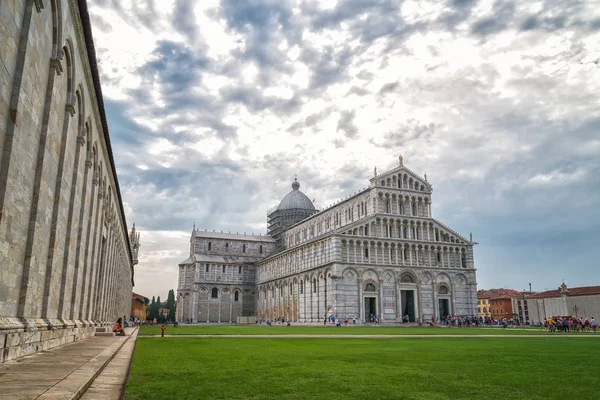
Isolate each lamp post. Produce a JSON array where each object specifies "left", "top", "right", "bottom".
[{"left": 573, "top": 304, "right": 579, "bottom": 318}]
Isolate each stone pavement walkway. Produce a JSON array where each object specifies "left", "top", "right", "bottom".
[
  {"left": 144, "top": 333, "right": 600, "bottom": 338},
  {"left": 81, "top": 328, "right": 138, "bottom": 399},
  {"left": 0, "top": 327, "right": 137, "bottom": 400}
]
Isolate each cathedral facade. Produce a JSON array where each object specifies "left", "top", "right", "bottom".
[{"left": 177, "top": 158, "right": 477, "bottom": 324}]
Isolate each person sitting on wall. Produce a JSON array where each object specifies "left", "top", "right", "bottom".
[{"left": 112, "top": 318, "right": 127, "bottom": 336}]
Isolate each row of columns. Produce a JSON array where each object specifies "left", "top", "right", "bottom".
[
  {"left": 378, "top": 195, "right": 431, "bottom": 218},
  {"left": 258, "top": 239, "right": 333, "bottom": 282},
  {"left": 350, "top": 219, "right": 459, "bottom": 244},
  {"left": 257, "top": 275, "right": 333, "bottom": 322},
  {"left": 342, "top": 242, "right": 466, "bottom": 268}
]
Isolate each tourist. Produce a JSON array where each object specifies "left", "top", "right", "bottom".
[
  {"left": 591, "top": 317, "right": 597, "bottom": 333},
  {"left": 335, "top": 318, "right": 341, "bottom": 327},
  {"left": 112, "top": 318, "right": 127, "bottom": 336},
  {"left": 352, "top": 316, "right": 356, "bottom": 325},
  {"left": 584, "top": 318, "right": 590, "bottom": 332}
]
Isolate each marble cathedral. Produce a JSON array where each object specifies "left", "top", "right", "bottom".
[{"left": 177, "top": 157, "right": 478, "bottom": 324}]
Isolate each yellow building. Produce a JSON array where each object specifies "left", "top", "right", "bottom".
[{"left": 477, "top": 291, "right": 491, "bottom": 318}]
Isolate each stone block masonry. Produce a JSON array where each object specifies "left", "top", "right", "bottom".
[{"left": 0, "top": 0, "right": 137, "bottom": 362}]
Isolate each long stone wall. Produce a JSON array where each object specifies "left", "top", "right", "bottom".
[{"left": 0, "top": 0, "right": 134, "bottom": 362}]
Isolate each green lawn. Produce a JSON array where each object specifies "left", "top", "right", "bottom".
[
  {"left": 138, "top": 324, "right": 594, "bottom": 336},
  {"left": 126, "top": 337, "right": 600, "bottom": 400}
]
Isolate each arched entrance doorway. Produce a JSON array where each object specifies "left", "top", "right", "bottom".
[
  {"left": 399, "top": 273, "right": 418, "bottom": 322},
  {"left": 363, "top": 281, "right": 378, "bottom": 322},
  {"left": 437, "top": 284, "right": 452, "bottom": 319}
]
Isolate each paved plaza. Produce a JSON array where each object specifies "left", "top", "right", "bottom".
[{"left": 0, "top": 328, "right": 137, "bottom": 400}]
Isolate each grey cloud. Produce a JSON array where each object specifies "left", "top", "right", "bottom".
[
  {"left": 370, "top": 119, "right": 438, "bottom": 148},
  {"left": 346, "top": 86, "right": 370, "bottom": 96},
  {"left": 337, "top": 110, "right": 358, "bottom": 139},
  {"left": 287, "top": 107, "right": 334, "bottom": 134},
  {"left": 219, "top": 86, "right": 304, "bottom": 115},
  {"left": 378, "top": 81, "right": 399, "bottom": 95},
  {"left": 304, "top": 44, "right": 355, "bottom": 89},
  {"left": 173, "top": 0, "right": 199, "bottom": 44},
  {"left": 139, "top": 41, "right": 210, "bottom": 95},
  {"left": 470, "top": 1, "right": 516, "bottom": 37},
  {"left": 89, "top": 0, "right": 161, "bottom": 34}
]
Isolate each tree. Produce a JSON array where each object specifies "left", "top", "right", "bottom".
[
  {"left": 166, "top": 289, "right": 176, "bottom": 321},
  {"left": 148, "top": 296, "right": 156, "bottom": 320}
]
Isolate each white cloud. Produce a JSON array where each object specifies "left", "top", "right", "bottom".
[{"left": 88, "top": 0, "right": 600, "bottom": 298}]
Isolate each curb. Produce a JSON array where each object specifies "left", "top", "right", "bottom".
[{"left": 37, "top": 327, "right": 138, "bottom": 400}]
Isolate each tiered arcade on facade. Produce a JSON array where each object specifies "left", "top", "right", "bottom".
[
  {"left": 0, "top": 0, "right": 137, "bottom": 362},
  {"left": 178, "top": 157, "right": 478, "bottom": 323}
]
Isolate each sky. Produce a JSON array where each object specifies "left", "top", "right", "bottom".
[{"left": 86, "top": 0, "right": 600, "bottom": 300}]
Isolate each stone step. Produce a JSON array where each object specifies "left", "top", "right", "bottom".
[
  {"left": 95, "top": 332, "right": 116, "bottom": 337},
  {"left": 37, "top": 327, "right": 137, "bottom": 400},
  {"left": 95, "top": 327, "right": 109, "bottom": 333}
]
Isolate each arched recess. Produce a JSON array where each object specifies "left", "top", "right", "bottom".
[
  {"left": 398, "top": 270, "right": 419, "bottom": 322},
  {"left": 12, "top": 0, "right": 64, "bottom": 319},
  {"left": 44, "top": 37, "right": 77, "bottom": 319},
  {"left": 435, "top": 273, "right": 453, "bottom": 319}
]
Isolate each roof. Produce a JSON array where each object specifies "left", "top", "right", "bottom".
[
  {"left": 179, "top": 254, "right": 265, "bottom": 265},
  {"left": 529, "top": 285, "right": 600, "bottom": 299},
  {"left": 275, "top": 179, "right": 316, "bottom": 212},
  {"left": 131, "top": 292, "right": 147, "bottom": 302},
  {"left": 193, "top": 230, "right": 275, "bottom": 243},
  {"left": 478, "top": 289, "right": 521, "bottom": 300},
  {"left": 77, "top": 1, "right": 133, "bottom": 267}
]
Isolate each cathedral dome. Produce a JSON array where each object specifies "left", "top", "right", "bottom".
[{"left": 277, "top": 178, "right": 315, "bottom": 211}]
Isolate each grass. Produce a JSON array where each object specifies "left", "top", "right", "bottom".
[
  {"left": 138, "top": 324, "right": 596, "bottom": 336},
  {"left": 126, "top": 337, "right": 600, "bottom": 400}
]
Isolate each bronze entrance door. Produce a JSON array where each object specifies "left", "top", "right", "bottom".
[
  {"left": 364, "top": 297, "right": 377, "bottom": 322},
  {"left": 438, "top": 299, "right": 451, "bottom": 318},
  {"left": 401, "top": 290, "right": 416, "bottom": 322}
]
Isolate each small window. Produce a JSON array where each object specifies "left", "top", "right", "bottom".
[
  {"left": 313, "top": 279, "right": 317, "bottom": 293},
  {"left": 211, "top": 288, "right": 218, "bottom": 298},
  {"left": 225, "top": 242, "right": 229, "bottom": 250},
  {"left": 260, "top": 245, "right": 263, "bottom": 254},
  {"left": 238, "top": 266, "right": 242, "bottom": 274},
  {"left": 234, "top": 291, "right": 239, "bottom": 302},
  {"left": 222, "top": 265, "right": 225, "bottom": 273},
  {"left": 205, "top": 264, "right": 209, "bottom": 272},
  {"left": 242, "top": 244, "right": 246, "bottom": 253},
  {"left": 364, "top": 248, "right": 369, "bottom": 258},
  {"left": 300, "top": 281, "right": 304, "bottom": 294},
  {"left": 208, "top": 242, "right": 212, "bottom": 251}
]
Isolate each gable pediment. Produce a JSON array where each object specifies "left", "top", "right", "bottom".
[{"left": 370, "top": 165, "right": 432, "bottom": 192}]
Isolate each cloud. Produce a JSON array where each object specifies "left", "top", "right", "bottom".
[
  {"left": 87, "top": 0, "right": 600, "bottom": 299},
  {"left": 337, "top": 110, "right": 359, "bottom": 139}
]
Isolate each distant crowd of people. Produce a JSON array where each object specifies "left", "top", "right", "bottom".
[{"left": 544, "top": 316, "right": 597, "bottom": 332}]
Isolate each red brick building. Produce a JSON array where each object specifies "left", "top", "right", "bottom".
[{"left": 478, "top": 289, "right": 521, "bottom": 321}]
